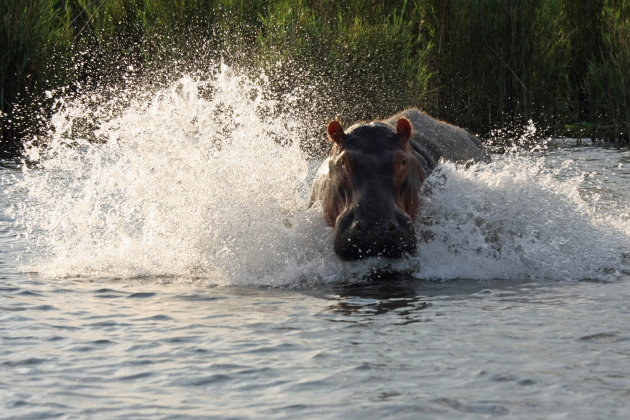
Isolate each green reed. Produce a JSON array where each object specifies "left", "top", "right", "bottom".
[
  {"left": 1, "top": 0, "right": 73, "bottom": 155},
  {"left": 1, "top": 0, "right": 628, "bottom": 157}
]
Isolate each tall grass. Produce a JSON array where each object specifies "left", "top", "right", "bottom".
[
  {"left": 0, "top": 0, "right": 74, "bottom": 155},
  {"left": 1, "top": 0, "right": 629, "bottom": 157},
  {"left": 253, "top": 0, "right": 434, "bottom": 153},
  {"left": 584, "top": 1, "right": 630, "bottom": 142}
]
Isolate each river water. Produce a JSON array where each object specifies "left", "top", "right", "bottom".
[{"left": 1, "top": 66, "right": 630, "bottom": 419}]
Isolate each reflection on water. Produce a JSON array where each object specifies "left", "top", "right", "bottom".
[
  {"left": 323, "top": 273, "right": 430, "bottom": 323},
  {"left": 310, "top": 271, "right": 543, "bottom": 328}
]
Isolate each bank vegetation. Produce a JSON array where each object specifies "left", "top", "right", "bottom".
[{"left": 1, "top": 0, "right": 628, "bottom": 157}]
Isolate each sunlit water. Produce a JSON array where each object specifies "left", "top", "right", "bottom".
[{"left": 1, "top": 66, "right": 630, "bottom": 418}]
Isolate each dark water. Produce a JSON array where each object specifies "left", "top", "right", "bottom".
[{"left": 2, "top": 69, "right": 630, "bottom": 418}]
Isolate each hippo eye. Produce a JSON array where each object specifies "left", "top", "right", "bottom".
[
  {"left": 401, "top": 158, "right": 407, "bottom": 166},
  {"left": 339, "top": 158, "right": 346, "bottom": 167}
]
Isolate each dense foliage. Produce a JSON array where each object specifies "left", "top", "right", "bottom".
[{"left": 1, "top": 0, "right": 628, "bottom": 157}]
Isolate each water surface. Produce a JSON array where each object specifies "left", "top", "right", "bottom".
[
  {"left": 2, "top": 269, "right": 630, "bottom": 419},
  {"left": 1, "top": 67, "right": 630, "bottom": 418}
]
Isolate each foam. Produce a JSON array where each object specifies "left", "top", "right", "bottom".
[
  {"left": 6, "top": 65, "right": 630, "bottom": 285},
  {"left": 415, "top": 156, "right": 630, "bottom": 281}
]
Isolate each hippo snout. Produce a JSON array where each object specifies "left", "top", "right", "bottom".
[{"left": 333, "top": 209, "right": 417, "bottom": 260}]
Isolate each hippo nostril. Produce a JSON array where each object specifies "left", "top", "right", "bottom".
[
  {"left": 354, "top": 222, "right": 362, "bottom": 231},
  {"left": 389, "top": 221, "right": 398, "bottom": 232}
]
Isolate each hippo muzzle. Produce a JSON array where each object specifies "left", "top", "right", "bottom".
[{"left": 333, "top": 204, "right": 417, "bottom": 260}]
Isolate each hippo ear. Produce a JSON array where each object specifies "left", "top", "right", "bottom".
[
  {"left": 327, "top": 120, "right": 345, "bottom": 146},
  {"left": 396, "top": 117, "right": 412, "bottom": 145}
]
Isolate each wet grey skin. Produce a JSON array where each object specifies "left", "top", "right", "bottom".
[{"left": 390, "top": 109, "right": 491, "bottom": 175}]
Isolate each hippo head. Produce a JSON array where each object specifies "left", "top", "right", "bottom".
[{"left": 322, "top": 118, "right": 424, "bottom": 260}]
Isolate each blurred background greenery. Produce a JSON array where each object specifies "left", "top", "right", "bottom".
[{"left": 1, "top": 0, "right": 628, "bottom": 157}]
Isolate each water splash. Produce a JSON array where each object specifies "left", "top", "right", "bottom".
[
  {"left": 5, "top": 65, "right": 630, "bottom": 285},
  {"left": 415, "top": 156, "right": 630, "bottom": 281},
  {"left": 9, "top": 65, "right": 323, "bottom": 285}
]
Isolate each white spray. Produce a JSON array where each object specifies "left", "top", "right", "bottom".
[{"left": 6, "top": 65, "right": 630, "bottom": 285}]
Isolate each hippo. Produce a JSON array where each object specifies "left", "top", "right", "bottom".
[{"left": 309, "top": 108, "right": 490, "bottom": 260}]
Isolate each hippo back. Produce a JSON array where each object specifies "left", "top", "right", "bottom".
[{"left": 385, "top": 109, "right": 490, "bottom": 175}]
